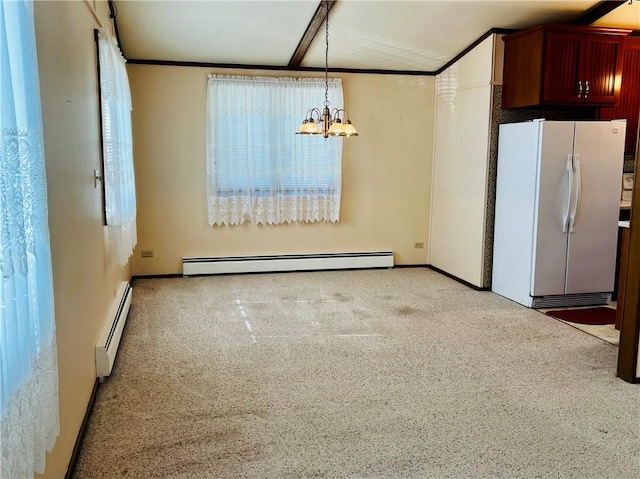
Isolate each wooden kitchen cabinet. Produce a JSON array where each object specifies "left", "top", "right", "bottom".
[
  {"left": 599, "top": 37, "right": 640, "bottom": 157},
  {"left": 502, "top": 25, "right": 630, "bottom": 108}
]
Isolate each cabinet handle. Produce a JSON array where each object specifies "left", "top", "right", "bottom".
[
  {"left": 563, "top": 154, "right": 573, "bottom": 232},
  {"left": 585, "top": 80, "right": 589, "bottom": 99},
  {"left": 569, "top": 154, "right": 581, "bottom": 232},
  {"left": 577, "top": 80, "right": 582, "bottom": 98}
]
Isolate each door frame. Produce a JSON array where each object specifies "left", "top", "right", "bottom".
[{"left": 617, "top": 114, "right": 640, "bottom": 383}]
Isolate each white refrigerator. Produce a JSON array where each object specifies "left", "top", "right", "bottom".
[{"left": 492, "top": 120, "right": 626, "bottom": 308}]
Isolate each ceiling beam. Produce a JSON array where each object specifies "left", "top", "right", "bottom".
[
  {"left": 571, "top": 0, "right": 627, "bottom": 26},
  {"left": 288, "top": 0, "right": 337, "bottom": 69}
]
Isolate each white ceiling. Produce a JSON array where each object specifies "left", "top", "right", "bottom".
[{"left": 115, "top": 0, "right": 640, "bottom": 73}]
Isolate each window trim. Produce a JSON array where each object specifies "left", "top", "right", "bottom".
[{"left": 94, "top": 28, "right": 107, "bottom": 226}]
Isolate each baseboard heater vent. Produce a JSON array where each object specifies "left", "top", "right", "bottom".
[
  {"left": 183, "top": 251, "right": 394, "bottom": 276},
  {"left": 96, "top": 281, "right": 132, "bottom": 381},
  {"left": 532, "top": 292, "right": 610, "bottom": 309}
]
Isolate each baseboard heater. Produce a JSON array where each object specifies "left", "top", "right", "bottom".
[
  {"left": 183, "top": 251, "right": 394, "bottom": 276},
  {"left": 96, "top": 281, "right": 132, "bottom": 381}
]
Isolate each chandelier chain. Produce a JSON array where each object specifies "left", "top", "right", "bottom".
[
  {"left": 295, "top": 0, "right": 357, "bottom": 137},
  {"left": 324, "top": 1, "right": 329, "bottom": 108}
]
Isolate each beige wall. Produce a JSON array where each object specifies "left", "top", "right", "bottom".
[
  {"left": 34, "top": 1, "right": 131, "bottom": 477},
  {"left": 128, "top": 65, "right": 435, "bottom": 275}
]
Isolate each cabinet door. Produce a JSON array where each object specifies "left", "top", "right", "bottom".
[
  {"left": 542, "top": 32, "right": 584, "bottom": 104},
  {"left": 599, "top": 38, "right": 640, "bottom": 156},
  {"left": 582, "top": 35, "right": 625, "bottom": 105}
]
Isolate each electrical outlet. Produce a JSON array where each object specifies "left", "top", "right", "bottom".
[
  {"left": 141, "top": 250, "right": 154, "bottom": 258},
  {"left": 413, "top": 242, "right": 424, "bottom": 249}
]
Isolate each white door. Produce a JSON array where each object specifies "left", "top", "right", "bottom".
[
  {"left": 565, "top": 121, "right": 625, "bottom": 294},
  {"left": 530, "top": 122, "right": 575, "bottom": 297}
]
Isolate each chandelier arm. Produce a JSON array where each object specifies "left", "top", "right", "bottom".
[
  {"left": 332, "top": 108, "right": 349, "bottom": 122},
  {"left": 307, "top": 107, "right": 322, "bottom": 122}
]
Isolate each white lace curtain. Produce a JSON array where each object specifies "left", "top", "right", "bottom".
[
  {"left": 0, "top": 1, "right": 59, "bottom": 477},
  {"left": 97, "top": 29, "right": 137, "bottom": 266},
  {"left": 206, "top": 74, "right": 343, "bottom": 226}
]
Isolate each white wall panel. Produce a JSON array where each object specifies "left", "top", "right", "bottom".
[
  {"left": 429, "top": 36, "right": 494, "bottom": 287},
  {"left": 456, "top": 36, "right": 494, "bottom": 89}
]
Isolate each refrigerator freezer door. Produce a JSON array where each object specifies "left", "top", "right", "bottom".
[
  {"left": 493, "top": 121, "right": 544, "bottom": 307},
  {"left": 530, "top": 121, "right": 575, "bottom": 297},
  {"left": 565, "top": 121, "right": 626, "bottom": 294}
]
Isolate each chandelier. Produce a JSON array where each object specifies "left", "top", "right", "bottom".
[{"left": 296, "top": 1, "right": 358, "bottom": 138}]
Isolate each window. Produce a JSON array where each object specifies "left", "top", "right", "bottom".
[
  {"left": 96, "top": 29, "right": 137, "bottom": 266},
  {"left": 206, "top": 74, "right": 343, "bottom": 226},
  {"left": 0, "top": 1, "right": 59, "bottom": 476}
]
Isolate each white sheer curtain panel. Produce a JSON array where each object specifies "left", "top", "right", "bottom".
[
  {"left": 97, "top": 29, "right": 137, "bottom": 266},
  {"left": 206, "top": 75, "right": 343, "bottom": 226},
  {"left": 0, "top": 1, "right": 59, "bottom": 477}
]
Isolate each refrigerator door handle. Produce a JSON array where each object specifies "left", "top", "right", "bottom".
[
  {"left": 569, "top": 154, "right": 581, "bottom": 232},
  {"left": 562, "top": 154, "right": 573, "bottom": 232}
]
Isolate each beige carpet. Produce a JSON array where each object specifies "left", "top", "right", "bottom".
[{"left": 74, "top": 268, "right": 640, "bottom": 478}]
